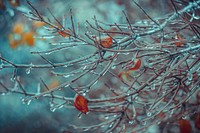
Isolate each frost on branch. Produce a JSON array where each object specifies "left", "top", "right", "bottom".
[{"left": 0, "top": 0, "right": 200, "bottom": 132}]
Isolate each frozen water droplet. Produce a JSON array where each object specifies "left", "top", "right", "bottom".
[
  {"left": 111, "top": 65, "right": 116, "bottom": 69},
  {"left": 129, "top": 120, "right": 134, "bottom": 124},
  {"left": 49, "top": 102, "right": 54, "bottom": 107},
  {"left": 27, "top": 100, "right": 31, "bottom": 105},
  {"left": 113, "top": 58, "right": 118, "bottom": 62},
  {"left": 113, "top": 114, "right": 117, "bottom": 117},
  {"left": 11, "top": 75, "right": 16, "bottom": 81},
  {"left": 151, "top": 84, "right": 155, "bottom": 90},
  {"left": 58, "top": 105, "right": 64, "bottom": 109},
  {"left": 123, "top": 53, "right": 130, "bottom": 55},
  {"left": 197, "top": 67, "right": 200, "bottom": 75},
  {"left": 127, "top": 93, "right": 130, "bottom": 96},
  {"left": 141, "top": 121, "right": 146, "bottom": 125},
  {"left": 101, "top": 125, "right": 105, "bottom": 128},
  {"left": 104, "top": 116, "right": 109, "bottom": 120},
  {"left": 78, "top": 114, "right": 82, "bottom": 119},
  {"left": 64, "top": 74, "right": 70, "bottom": 78},
  {"left": 83, "top": 128, "right": 89, "bottom": 131},
  {"left": 45, "top": 52, "right": 51, "bottom": 55},
  {"left": 86, "top": 112, "right": 89, "bottom": 115},
  {"left": 63, "top": 65, "right": 68, "bottom": 68},
  {"left": 192, "top": 12, "right": 200, "bottom": 19},
  {"left": 65, "top": 84, "right": 70, "bottom": 88},
  {"left": 21, "top": 98, "right": 32, "bottom": 105},
  {"left": 170, "top": 109, "right": 174, "bottom": 117},
  {"left": 1, "top": 93, "right": 6, "bottom": 96},
  {"left": 147, "top": 112, "right": 152, "bottom": 117},
  {"left": 185, "top": 81, "right": 191, "bottom": 86},
  {"left": 0, "top": 64, "right": 3, "bottom": 71},
  {"left": 26, "top": 68, "right": 31, "bottom": 74},
  {"left": 187, "top": 72, "right": 193, "bottom": 81},
  {"left": 109, "top": 122, "right": 114, "bottom": 128},
  {"left": 182, "top": 115, "right": 187, "bottom": 119},
  {"left": 82, "top": 66, "right": 87, "bottom": 70},
  {"left": 50, "top": 107, "right": 56, "bottom": 112},
  {"left": 63, "top": 74, "right": 74, "bottom": 78},
  {"left": 193, "top": 15, "right": 200, "bottom": 19},
  {"left": 148, "top": 63, "right": 153, "bottom": 68}
]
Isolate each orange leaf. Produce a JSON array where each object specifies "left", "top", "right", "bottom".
[
  {"left": 13, "top": 23, "right": 24, "bottom": 35},
  {"left": 178, "top": 119, "right": 192, "bottom": 133},
  {"left": 9, "top": 40, "right": 21, "bottom": 49},
  {"left": 99, "top": 36, "right": 113, "bottom": 48},
  {"left": 32, "top": 21, "right": 46, "bottom": 28},
  {"left": 129, "top": 58, "right": 141, "bottom": 71},
  {"left": 74, "top": 94, "right": 88, "bottom": 114},
  {"left": 8, "top": 33, "right": 21, "bottom": 49},
  {"left": 22, "top": 31, "right": 35, "bottom": 46}
]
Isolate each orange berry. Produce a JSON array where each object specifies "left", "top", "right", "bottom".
[
  {"left": 99, "top": 36, "right": 113, "bottom": 48},
  {"left": 74, "top": 94, "right": 89, "bottom": 114},
  {"left": 8, "top": 0, "right": 20, "bottom": 7},
  {"left": 129, "top": 58, "right": 141, "bottom": 71},
  {"left": 178, "top": 119, "right": 192, "bottom": 133}
]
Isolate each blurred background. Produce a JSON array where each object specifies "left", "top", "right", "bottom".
[{"left": 0, "top": 0, "right": 176, "bottom": 133}]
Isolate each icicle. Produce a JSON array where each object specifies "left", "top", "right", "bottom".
[{"left": 37, "top": 83, "right": 41, "bottom": 94}]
